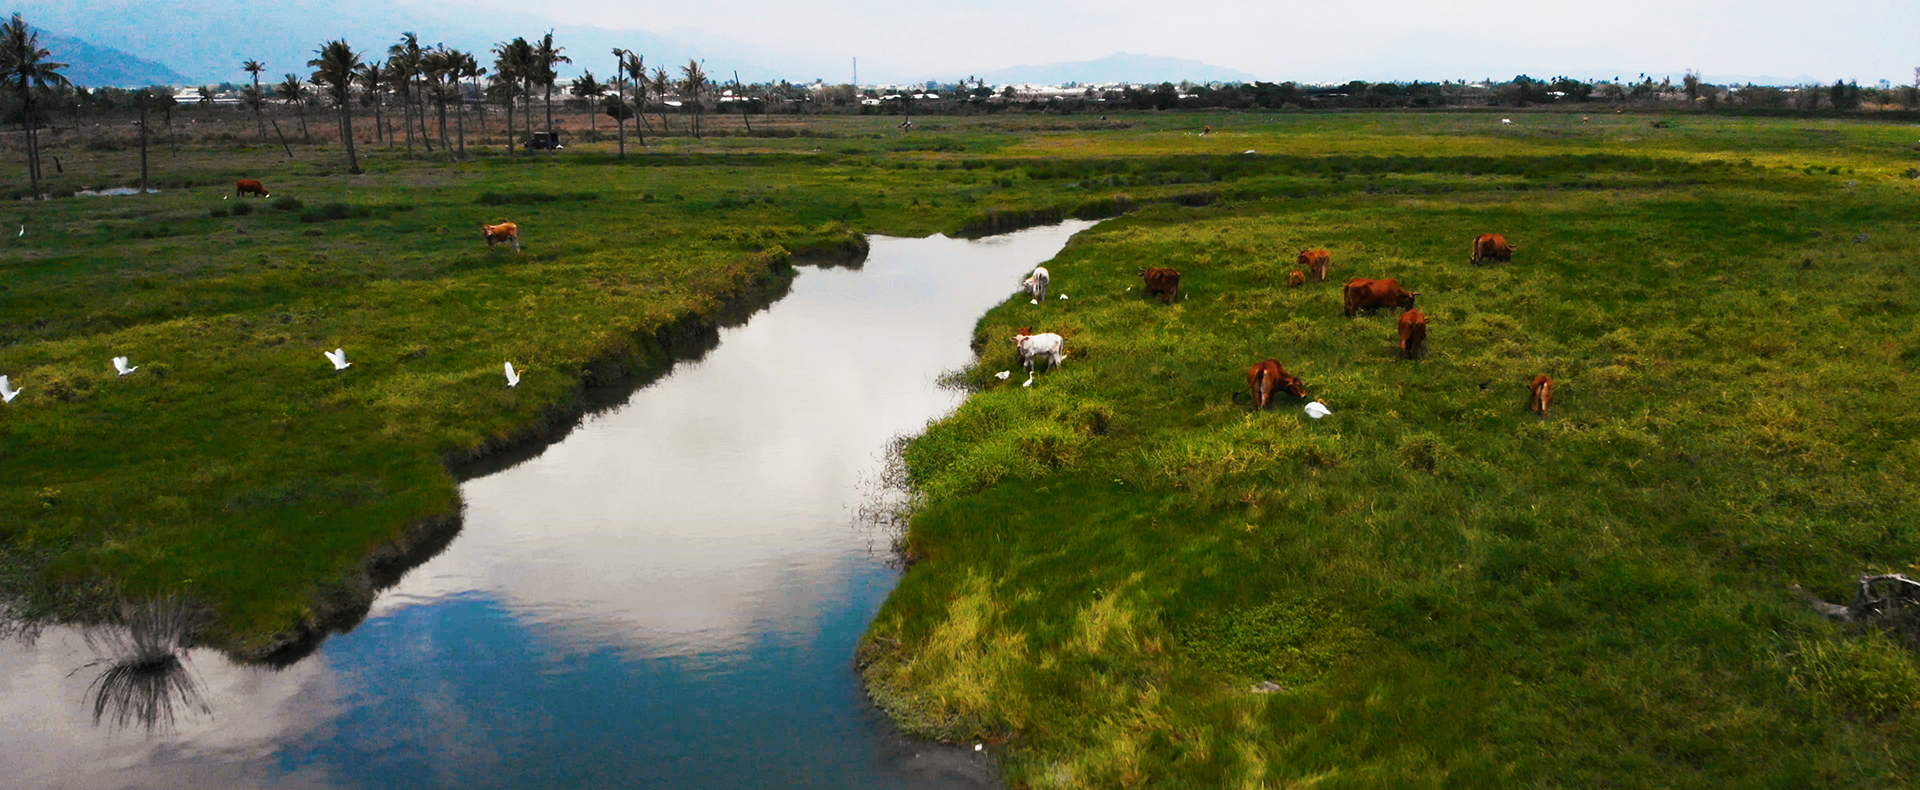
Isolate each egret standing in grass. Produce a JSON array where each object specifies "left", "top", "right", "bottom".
[
  {"left": 0, "top": 375, "right": 19, "bottom": 402},
  {"left": 324, "top": 348, "right": 351, "bottom": 370},
  {"left": 504, "top": 362, "right": 520, "bottom": 388},
  {"left": 112, "top": 356, "right": 138, "bottom": 376}
]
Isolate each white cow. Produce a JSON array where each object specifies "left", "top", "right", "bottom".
[
  {"left": 1012, "top": 332, "right": 1067, "bottom": 376},
  {"left": 1022, "top": 266, "right": 1050, "bottom": 303}
]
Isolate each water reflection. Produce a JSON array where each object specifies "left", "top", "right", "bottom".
[
  {"left": 1, "top": 222, "right": 1093, "bottom": 789},
  {"left": 76, "top": 597, "right": 210, "bottom": 735}
]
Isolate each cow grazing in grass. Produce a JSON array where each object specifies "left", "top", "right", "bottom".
[
  {"left": 1288, "top": 270, "right": 1306, "bottom": 288},
  {"left": 1234, "top": 359, "right": 1307, "bottom": 410},
  {"left": 1470, "top": 233, "right": 1514, "bottom": 265},
  {"left": 1012, "top": 332, "right": 1067, "bottom": 376},
  {"left": 1528, "top": 375, "right": 1554, "bottom": 417},
  {"left": 1138, "top": 267, "right": 1181, "bottom": 304},
  {"left": 1398, "top": 308, "right": 1428, "bottom": 360},
  {"left": 1343, "top": 278, "right": 1419, "bottom": 317},
  {"left": 1023, "top": 266, "right": 1050, "bottom": 303},
  {"left": 482, "top": 222, "right": 521, "bottom": 253},
  {"left": 1297, "top": 248, "right": 1332, "bottom": 281},
  {"left": 235, "top": 179, "right": 269, "bottom": 198}
]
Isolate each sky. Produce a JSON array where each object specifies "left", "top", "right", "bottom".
[{"left": 17, "top": 0, "right": 1920, "bottom": 85}]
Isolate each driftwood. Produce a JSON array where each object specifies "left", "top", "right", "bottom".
[{"left": 1794, "top": 574, "right": 1920, "bottom": 649}]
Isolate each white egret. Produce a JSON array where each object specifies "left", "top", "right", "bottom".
[
  {"left": 504, "top": 362, "right": 521, "bottom": 388},
  {"left": 1029, "top": 299, "right": 1038, "bottom": 305},
  {"left": 1501, "top": 118, "right": 1512, "bottom": 125},
  {"left": 112, "top": 356, "right": 138, "bottom": 376},
  {"left": 324, "top": 348, "right": 351, "bottom": 370},
  {"left": 1304, "top": 401, "right": 1332, "bottom": 419},
  {"left": 1022, "top": 375, "right": 1034, "bottom": 388},
  {"left": 0, "top": 375, "right": 19, "bottom": 403},
  {"left": 995, "top": 370, "right": 1011, "bottom": 380},
  {"left": 1059, "top": 294, "right": 1069, "bottom": 300}
]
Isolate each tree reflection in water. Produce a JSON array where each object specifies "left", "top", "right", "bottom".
[{"left": 72, "top": 596, "right": 211, "bottom": 734}]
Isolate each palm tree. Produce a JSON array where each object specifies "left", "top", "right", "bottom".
[
  {"left": 609, "top": 49, "right": 629, "bottom": 156},
  {"left": 0, "top": 13, "right": 70, "bottom": 199},
  {"left": 569, "top": 70, "right": 603, "bottom": 135},
  {"left": 421, "top": 45, "right": 455, "bottom": 161},
  {"left": 652, "top": 66, "right": 672, "bottom": 135},
  {"left": 242, "top": 58, "right": 267, "bottom": 139},
  {"left": 624, "top": 51, "right": 651, "bottom": 141},
  {"left": 388, "top": 34, "right": 431, "bottom": 155},
  {"left": 278, "top": 73, "right": 311, "bottom": 143},
  {"left": 196, "top": 85, "right": 214, "bottom": 113},
  {"left": 679, "top": 58, "right": 707, "bottom": 138},
  {"left": 382, "top": 57, "right": 415, "bottom": 157},
  {"left": 533, "top": 30, "right": 570, "bottom": 141},
  {"left": 490, "top": 40, "right": 523, "bottom": 156},
  {"left": 451, "top": 49, "right": 479, "bottom": 158},
  {"left": 501, "top": 37, "right": 536, "bottom": 146},
  {"left": 308, "top": 39, "right": 363, "bottom": 174},
  {"left": 355, "top": 58, "right": 386, "bottom": 147}
]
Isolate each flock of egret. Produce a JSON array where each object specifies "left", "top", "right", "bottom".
[{"left": 0, "top": 349, "right": 524, "bottom": 409}]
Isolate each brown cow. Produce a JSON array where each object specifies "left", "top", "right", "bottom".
[
  {"left": 481, "top": 222, "right": 521, "bottom": 253},
  {"left": 235, "top": 179, "right": 269, "bottom": 198},
  {"left": 1233, "top": 359, "right": 1307, "bottom": 410},
  {"left": 1469, "top": 233, "right": 1514, "bottom": 265},
  {"left": 1288, "top": 270, "right": 1306, "bottom": 288},
  {"left": 1343, "top": 278, "right": 1419, "bottom": 317},
  {"left": 1528, "top": 375, "right": 1553, "bottom": 417},
  {"left": 1138, "top": 267, "right": 1181, "bottom": 304},
  {"left": 1297, "top": 248, "right": 1331, "bottom": 281},
  {"left": 1398, "top": 308, "right": 1428, "bottom": 360}
]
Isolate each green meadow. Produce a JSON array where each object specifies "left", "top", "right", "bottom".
[{"left": 5, "top": 110, "right": 1920, "bottom": 783}]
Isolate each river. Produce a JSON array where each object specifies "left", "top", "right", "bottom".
[{"left": 0, "top": 220, "right": 1095, "bottom": 790}]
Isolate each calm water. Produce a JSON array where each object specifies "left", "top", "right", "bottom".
[{"left": 0, "top": 221, "right": 1095, "bottom": 790}]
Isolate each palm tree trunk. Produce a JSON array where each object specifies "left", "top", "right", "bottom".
[
  {"left": 372, "top": 97, "right": 384, "bottom": 146},
  {"left": 341, "top": 101, "right": 361, "bottom": 174},
  {"left": 415, "top": 80, "right": 433, "bottom": 151},
  {"left": 544, "top": 81, "right": 554, "bottom": 137},
  {"left": 401, "top": 88, "right": 415, "bottom": 158},
  {"left": 455, "top": 92, "right": 467, "bottom": 158},
  {"left": 296, "top": 101, "right": 310, "bottom": 144},
  {"left": 502, "top": 93, "right": 515, "bottom": 157},
  {"left": 21, "top": 99, "right": 40, "bottom": 199},
  {"left": 138, "top": 98, "right": 150, "bottom": 194},
  {"left": 438, "top": 96, "right": 453, "bottom": 162}
]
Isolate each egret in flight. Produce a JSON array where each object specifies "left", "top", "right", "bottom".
[{"left": 324, "top": 348, "right": 352, "bottom": 370}]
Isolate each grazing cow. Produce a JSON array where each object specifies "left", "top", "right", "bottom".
[
  {"left": 481, "top": 222, "right": 521, "bottom": 253},
  {"left": 1343, "top": 277, "right": 1419, "bottom": 317},
  {"left": 1012, "top": 332, "right": 1067, "bottom": 376},
  {"left": 1202, "top": 125, "right": 1212, "bottom": 135},
  {"left": 1023, "top": 266, "right": 1050, "bottom": 303},
  {"left": 1014, "top": 326, "right": 1033, "bottom": 338},
  {"left": 1398, "top": 308, "right": 1428, "bottom": 360},
  {"left": 1469, "top": 233, "right": 1514, "bottom": 265},
  {"left": 1528, "top": 375, "right": 1554, "bottom": 418},
  {"left": 1234, "top": 359, "right": 1307, "bottom": 410},
  {"left": 1297, "top": 248, "right": 1332, "bottom": 282},
  {"left": 1138, "top": 267, "right": 1181, "bottom": 304},
  {"left": 1288, "top": 270, "right": 1306, "bottom": 288},
  {"left": 235, "top": 179, "right": 269, "bottom": 198}
]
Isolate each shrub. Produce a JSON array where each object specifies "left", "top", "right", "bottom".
[
  {"left": 269, "top": 196, "right": 302, "bottom": 212},
  {"left": 231, "top": 201, "right": 253, "bottom": 216},
  {"left": 208, "top": 207, "right": 229, "bottom": 218}
]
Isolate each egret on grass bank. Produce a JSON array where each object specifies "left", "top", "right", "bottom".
[{"left": 324, "top": 349, "right": 351, "bottom": 370}]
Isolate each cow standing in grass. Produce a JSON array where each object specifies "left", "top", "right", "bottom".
[
  {"left": 1023, "top": 266, "right": 1050, "bottom": 303},
  {"left": 1528, "top": 375, "right": 1554, "bottom": 417},
  {"left": 1470, "top": 233, "right": 1514, "bottom": 265},
  {"left": 1012, "top": 332, "right": 1067, "bottom": 377},
  {"left": 1288, "top": 270, "right": 1306, "bottom": 288},
  {"left": 1234, "top": 359, "right": 1307, "bottom": 410},
  {"left": 235, "top": 179, "right": 269, "bottom": 198},
  {"left": 1297, "top": 248, "right": 1331, "bottom": 281},
  {"left": 1343, "top": 278, "right": 1418, "bottom": 317},
  {"left": 482, "top": 222, "right": 521, "bottom": 253},
  {"left": 1138, "top": 267, "right": 1181, "bottom": 304},
  {"left": 1398, "top": 308, "right": 1428, "bottom": 360}
]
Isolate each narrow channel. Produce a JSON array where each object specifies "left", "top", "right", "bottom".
[{"left": 0, "top": 220, "right": 1096, "bottom": 789}]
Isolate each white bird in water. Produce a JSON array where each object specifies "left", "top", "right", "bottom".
[
  {"left": 995, "top": 370, "right": 1011, "bottom": 380},
  {"left": 1304, "top": 401, "right": 1332, "bottom": 419},
  {"left": 112, "top": 356, "right": 138, "bottom": 376},
  {"left": 324, "top": 348, "right": 352, "bottom": 370},
  {"left": 504, "top": 362, "right": 521, "bottom": 388},
  {"left": 0, "top": 375, "right": 19, "bottom": 403}
]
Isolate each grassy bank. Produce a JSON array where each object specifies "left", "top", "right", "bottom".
[{"left": 861, "top": 115, "right": 1920, "bottom": 786}]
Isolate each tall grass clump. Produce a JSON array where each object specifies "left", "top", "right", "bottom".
[{"left": 78, "top": 595, "right": 210, "bottom": 734}]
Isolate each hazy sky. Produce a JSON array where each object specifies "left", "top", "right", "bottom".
[
  {"left": 397, "top": 0, "right": 1920, "bottom": 84},
  {"left": 23, "top": 0, "right": 1920, "bottom": 85}
]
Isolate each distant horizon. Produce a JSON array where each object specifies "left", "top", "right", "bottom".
[{"left": 12, "top": 0, "right": 1917, "bottom": 89}]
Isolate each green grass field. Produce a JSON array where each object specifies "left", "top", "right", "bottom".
[{"left": 5, "top": 110, "right": 1920, "bottom": 784}]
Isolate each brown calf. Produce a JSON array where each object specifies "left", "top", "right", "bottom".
[
  {"left": 1343, "top": 277, "right": 1419, "bottom": 317},
  {"left": 1398, "top": 308, "right": 1428, "bottom": 360},
  {"left": 1138, "top": 267, "right": 1181, "bottom": 304},
  {"left": 1470, "top": 233, "right": 1514, "bottom": 265},
  {"left": 1297, "top": 248, "right": 1331, "bottom": 281},
  {"left": 1528, "top": 375, "right": 1554, "bottom": 418},
  {"left": 482, "top": 222, "right": 521, "bottom": 253},
  {"left": 1288, "top": 270, "right": 1306, "bottom": 288},
  {"left": 1234, "top": 359, "right": 1308, "bottom": 410}
]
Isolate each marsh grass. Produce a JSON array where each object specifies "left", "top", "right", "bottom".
[
  {"left": 6, "top": 111, "right": 1920, "bottom": 784},
  {"left": 74, "top": 594, "right": 210, "bottom": 734}
]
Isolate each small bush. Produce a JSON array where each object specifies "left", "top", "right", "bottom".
[
  {"left": 231, "top": 202, "right": 253, "bottom": 216},
  {"left": 270, "top": 196, "right": 302, "bottom": 212},
  {"left": 208, "top": 207, "right": 229, "bottom": 218}
]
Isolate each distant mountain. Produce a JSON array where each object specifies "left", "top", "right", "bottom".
[
  {"left": 35, "top": 29, "right": 190, "bottom": 87},
  {"left": 969, "top": 52, "right": 1260, "bottom": 86}
]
